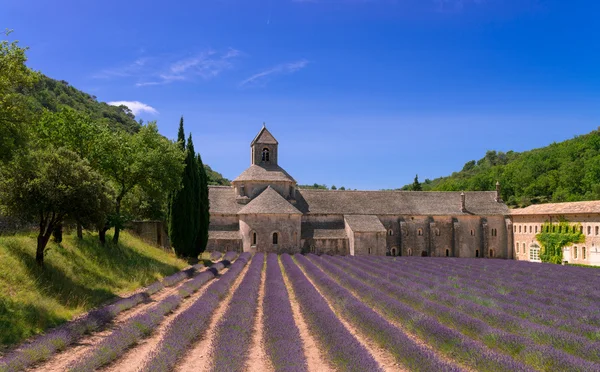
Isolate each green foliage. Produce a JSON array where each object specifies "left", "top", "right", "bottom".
[
  {"left": 536, "top": 220, "right": 585, "bottom": 264},
  {"left": 403, "top": 130, "right": 600, "bottom": 207},
  {"left": 204, "top": 164, "right": 230, "bottom": 186},
  {"left": 95, "top": 122, "right": 185, "bottom": 244},
  {"left": 0, "top": 147, "right": 113, "bottom": 265},
  {"left": 0, "top": 231, "right": 187, "bottom": 347},
  {"left": 0, "top": 31, "right": 39, "bottom": 162},
  {"left": 412, "top": 174, "right": 422, "bottom": 191},
  {"left": 196, "top": 153, "right": 210, "bottom": 254},
  {"left": 299, "top": 183, "right": 329, "bottom": 190},
  {"left": 169, "top": 119, "right": 202, "bottom": 258}
]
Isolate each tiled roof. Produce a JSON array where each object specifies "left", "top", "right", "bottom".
[
  {"left": 295, "top": 190, "right": 509, "bottom": 216},
  {"left": 344, "top": 215, "right": 387, "bottom": 233},
  {"left": 251, "top": 126, "right": 278, "bottom": 145},
  {"left": 232, "top": 164, "right": 296, "bottom": 183},
  {"left": 208, "top": 186, "right": 243, "bottom": 215},
  {"left": 208, "top": 230, "right": 241, "bottom": 240},
  {"left": 238, "top": 186, "right": 302, "bottom": 215},
  {"left": 511, "top": 201, "right": 600, "bottom": 215}
]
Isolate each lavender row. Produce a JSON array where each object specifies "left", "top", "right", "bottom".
[
  {"left": 360, "top": 256, "right": 600, "bottom": 326},
  {"left": 296, "top": 255, "right": 462, "bottom": 372},
  {"left": 140, "top": 252, "right": 252, "bottom": 372},
  {"left": 333, "top": 256, "right": 599, "bottom": 371},
  {"left": 311, "top": 255, "right": 530, "bottom": 372},
  {"left": 67, "top": 265, "right": 223, "bottom": 371},
  {"left": 0, "top": 291, "right": 149, "bottom": 372},
  {"left": 262, "top": 254, "right": 307, "bottom": 372},
  {"left": 210, "top": 253, "right": 265, "bottom": 371},
  {"left": 210, "top": 250, "right": 223, "bottom": 261},
  {"left": 358, "top": 256, "right": 600, "bottom": 339},
  {"left": 280, "top": 254, "right": 381, "bottom": 372}
]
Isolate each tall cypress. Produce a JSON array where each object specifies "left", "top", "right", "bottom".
[
  {"left": 196, "top": 153, "right": 210, "bottom": 253},
  {"left": 168, "top": 117, "right": 201, "bottom": 258}
]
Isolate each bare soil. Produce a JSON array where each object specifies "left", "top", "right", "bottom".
[{"left": 244, "top": 259, "right": 271, "bottom": 372}]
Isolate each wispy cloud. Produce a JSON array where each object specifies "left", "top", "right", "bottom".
[
  {"left": 93, "top": 48, "right": 242, "bottom": 87},
  {"left": 240, "top": 59, "right": 310, "bottom": 87},
  {"left": 107, "top": 101, "right": 158, "bottom": 115}
]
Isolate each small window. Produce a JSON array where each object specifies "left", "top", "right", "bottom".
[
  {"left": 445, "top": 249, "right": 450, "bottom": 257},
  {"left": 391, "top": 248, "right": 397, "bottom": 256},
  {"left": 262, "top": 147, "right": 270, "bottom": 162},
  {"left": 272, "top": 232, "right": 278, "bottom": 245},
  {"left": 580, "top": 226, "right": 583, "bottom": 234},
  {"left": 596, "top": 226, "right": 599, "bottom": 235},
  {"left": 559, "top": 226, "right": 562, "bottom": 233},
  {"left": 388, "top": 229, "right": 393, "bottom": 236},
  {"left": 490, "top": 249, "right": 495, "bottom": 258},
  {"left": 470, "top": 229, "right": 475, "bottom": 236},
  {"left": 407, "top": 248, "right": 413, "bottom": 256},
  {"left": 514, "top": 225, "right": 517, "bottom": 233},
  {"left": 523, "top": 243, "right": 527, "bottom": 254},
  {"left": 368, "top": 247, "right": 371, "bottom": 255},
  {"left": 519, "top": 226, "right": 522, "bottom": 233},
  {"left": 436, "top": 229, "right": 440, "bottom": 236},
  {"left": 583, "top": 247, "right": 587, "bottom": 260},
  {"left": 417, "top": 229, "right": 423, "bottom": 236},
  {"left": 553, "top": 225, "right": 556, "bottom": 232},
  {"left": 535, "top": 226, "right": 538, "bottom": 233},
  {"left": 588, "top": 226, "right": 591, "bottom": 235},
  {"left": 546, "top": 225, "right": 550, "bottom": 233},
  {"left": 252, "top": 232, "right": 257, "bottom": 246},
  {"left": 572, "top": 226, "right": 576, "bottom": 233},
  {"left": 574, "top": 246, "right": 578, "bottom": 259},
  {"left": 516, "top": 243, "right": 519, "bottom": 253},
  {"left": 529, "top": 226, "right": 532, "bottom": 233},
  {"left": 475, "top": 249, "right": 480, "bottom": 258}
]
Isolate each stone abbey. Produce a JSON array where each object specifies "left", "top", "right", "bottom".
[{"left": 207, "top": 126, "right": 514, "bottom": 258}]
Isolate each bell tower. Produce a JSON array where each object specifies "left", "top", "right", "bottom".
[{"left": 251, "top": 123, "right": 278, "bottom": 166}]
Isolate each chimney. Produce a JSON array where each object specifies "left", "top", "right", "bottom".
[
  {"left": 495, "top": 181, "right": 503, "bottom": 203},
  {"left": 460, "top": 192, "right": 466, "bottom": 213}
]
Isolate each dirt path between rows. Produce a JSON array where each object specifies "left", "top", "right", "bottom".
[
  {"left": 280, "top": 259, "right": 333, "bottom": 372},
  {"left": 175, "top": 261, "right": 252, "bottom": 372},
  {"left": 244, "top": 258, "right": 271, "bottom": 372},
  {"left": 101, "top": 267, "right": 229, "bottom": 372},
  {"left": 294, "top": 259, "right": 404, "bottom": 372},
  {"left": 31, "top": 268, "right": 209, "bottom": 372}
]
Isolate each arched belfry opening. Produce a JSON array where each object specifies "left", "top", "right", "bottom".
[
  {"left": 250, "top": 124, "right": 279, "bottom": 166},
  {"left": 262, "top": 148, "right": 270, "bottom": 162}
]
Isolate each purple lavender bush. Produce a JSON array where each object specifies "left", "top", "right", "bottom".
[
  {"left": 280, "top": 254, "right": 381, "bottom": 372},
  {"left": 262, "top": 254, "right": 307, "bottom": 372},
  {"left": 210, "top": 253, "right": 264, "bottom": 371}
]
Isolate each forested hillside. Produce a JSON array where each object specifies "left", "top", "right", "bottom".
[{"left": 403, "top": 128, "right": 600, "bottom": 207}]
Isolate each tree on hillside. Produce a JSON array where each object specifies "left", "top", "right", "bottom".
[
  {"left": 0, "top": 30, "right": 39, "bottom": 162},
  {"left": 169, "top": 118, "right": 202, "bottom": 258},
  {"left": 0, "top": 147, "right": 112, "bottom": 266},
  {"left": 411, "top": 174, "right": 422, "bottom": 191},
  {"left": 96, "top": 122, "right": 184, "bottom": 244},
  {"left": 195, "top": 152, "right": 210, "bottom": 254}
]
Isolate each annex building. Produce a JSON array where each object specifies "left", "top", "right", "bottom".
[
  {"left": 207, "top": 126, "right": 513, "bottom": 257},
  {"left": 511, "top": 201, "right": 600, "bottom": 266}
]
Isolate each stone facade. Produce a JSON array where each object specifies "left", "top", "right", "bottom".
[
  {"left": 511, "top": 202, "right": 600, "bottom": 266},
  {"left": 207, "top": 125, "right": 513, "bottom": 257}
]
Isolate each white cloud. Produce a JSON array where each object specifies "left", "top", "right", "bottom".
[
  {"left": 94, "top": 48, "right": 242, "bottom": 87},
  {"left": 240, "top": 59, "right": 310, "bottom": 87},
  {"left": 107, "top": 101, "right": 158, "bottom": 116}
]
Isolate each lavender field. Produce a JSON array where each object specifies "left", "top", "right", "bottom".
[{"left": 1, "top": 253, "right": 599, "bottom": 372}]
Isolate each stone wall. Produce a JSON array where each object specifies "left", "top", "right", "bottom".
[
  {"left": 205, "top": 239, "right": 242, "bottom": 253},
  {"left": 127, "top": 221, "right": 169, "bottom": 248},
  {"left": 239, "top": 213, "right": 301, "bottom": 254}
]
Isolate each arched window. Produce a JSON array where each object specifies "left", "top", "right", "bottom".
[
  {"left": 262, "top": 147, "right": 270, "bottom": 162},
  {"left": 272, "top": 232, "right": 278, "bottom": 245},
  {"left": 596, "top": 226, "right": 599, "bottom": 236},
  {"left": 514, "top": 225, "right": 517, "bottom": 233},
  {"left": 574, "top": 246, "right": 578, "bottom": 259},
  {"left": 252, "top": 232, "right": 257, "bottom": 246},
  {"left": 516, "top": 243, "right": 519, "bottom": 253},
  {"left": 535, "top": 226, "right": 538, "bottom": 233},
  {"left": 368, "top": 247, "right": 372, "bottom": 255},
  {"left": 391, "top": 248, "right": 397, "bottom": 256},
  {"left": 475, "top": 249, "right": 480, "bottom": 258},
  {"left": 580, "top": 226, "right": 583, "bottom": 234},
  {"left": 490, "top": 249, "right": 495, "bottom": 258},
  {"left": 559, "top": 226, "right": 562, "bottom": 233},
  {"left": 519, "top": 225, "right": 522, "bottom": 233},
  {"left": 588, "top": 226, "right": 591, "bottom": 235},
  {"left": 470, "top": 229, "right": 475, "bottom": 236},
  {"left": 388, "top": 229, "right": 393, "bottom": 236},
  {"left": 417, "top": 229, "right": 423, "bottom": 236},
  {"left": 407, "top": 248, "right": 413, "bottom": 256},
  {"left": 523, "top": 243, "right": 527, "bottom": 254},
  {"left": 572, "top": 226, "right": 576, "bottom": 233},
  {"left": 529, "top": 226, "right": 532, "bottom": 233},
  {"left": 445, "top": 249, "right": 449, "bottom": 257},
  {"left": 583, "top": 247, "right": 587, "bottom": 260},
  {"left": 436, "top": 228, "right": 440, "bottom": 236}
]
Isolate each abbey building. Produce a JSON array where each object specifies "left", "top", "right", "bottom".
[{"left": 207, "top": 126, "right": 513, "bottom": 257}]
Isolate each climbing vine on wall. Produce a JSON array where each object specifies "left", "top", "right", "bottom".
[{"left": 535, "top": 219, "right": 585, "bottom": 264}]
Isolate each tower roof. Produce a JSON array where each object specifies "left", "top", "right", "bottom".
[
  {"left": 238, "top": 186, "right": 302, "bottom": 215},
  {"left": 232, "top": 164, "right": 296, "bottom": 183},
  {"left": 251, "top": 125, "right": 278, "bottom": 146}
]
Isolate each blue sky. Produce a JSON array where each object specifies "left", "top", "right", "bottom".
[{"left": 3, "top": 0, "right": 600, "bottom": 189}]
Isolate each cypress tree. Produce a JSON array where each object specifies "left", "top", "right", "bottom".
[
  {"left": 412, "top": 174, "right": 422, "bottom": 191},
  {"left": 195, "top": 153, "right": 210, "bottom": 253},
  {"left": 168, "top": 118, "right": 202, "bottom": 258}
]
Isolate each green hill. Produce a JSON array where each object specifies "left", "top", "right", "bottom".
[
  {"left": 403, "top": 128, "right": 600, "bottom": 207},
  {"left": 0, "top": 231, "right": 187, "bottom": 349}
]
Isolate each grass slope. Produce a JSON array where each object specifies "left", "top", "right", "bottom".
[{"left": 0, "top": 231, "right": 187, "bottom": 349}]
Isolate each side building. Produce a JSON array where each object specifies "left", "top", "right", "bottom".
[
  {"left": 511, "top": 201, "right": 600, "bottom": 266},
  {"left": 207, "top": 125, "right": 512, "bottom": 257}
]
